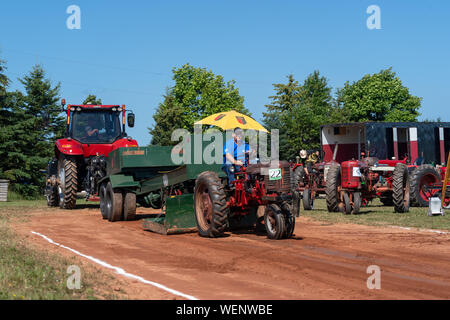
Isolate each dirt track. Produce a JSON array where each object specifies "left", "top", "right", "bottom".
[{"left": 11, "top": 205, "right": 450, "bottom": 300}]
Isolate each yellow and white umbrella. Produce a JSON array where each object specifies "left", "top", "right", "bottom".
[{"left": 194, "top": 110, "right": 268, "bottom": 133}]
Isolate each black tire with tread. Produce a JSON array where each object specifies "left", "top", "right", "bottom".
[
  {"left": 99, "top": 183, "right": 108, "bottom": 219},
  {"left": 194, "top": 171, "right": 229, "bottom": 238},
  {"left": 409, "top": 164, "right": 441, "bottom": 207},
  {"left": 264, "top": 203, "right": 285, "bottom": 240},
  {"left": 352, "top": 192, "right": 361, "bottom": 214},
  {"left": 291, "top": 166, "right": 305, "bottom": 192},
  {"left": 281, "top": 202, "right": 295, "bottom": 239},
  {"left": 302, "top": 188, "right": 314, "bottom": 210},
  {"left": 326, "top": 164, "right": 341, "bottom": 212},
  {"left": 393, "top": 163, "right": 410, "bottom": 213},
  {"left": 58, "top": 156, "right": 78, "bottom": 210}
]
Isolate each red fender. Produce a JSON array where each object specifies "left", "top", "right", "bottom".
[{"left": 55, "top": 139, "right": 84, "bottom": 156}]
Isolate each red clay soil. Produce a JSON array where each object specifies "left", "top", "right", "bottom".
[{"left": 11, "top": 206, "right": 450, "bottom": 300}]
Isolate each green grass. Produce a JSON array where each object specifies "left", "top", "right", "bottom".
[
  {"left": 302, "top": 198, "right": 450, "bottom": 231},
  {"left": 0, "top": 201, "right": 123, "bottom": 300}
]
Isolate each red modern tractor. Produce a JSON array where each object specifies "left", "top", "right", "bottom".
[
  {"left": 45, "top": 99, "right": 138, "bottom": 209},
  {"left": 325, "top": 156, "right": 411, "bottom": 214}
]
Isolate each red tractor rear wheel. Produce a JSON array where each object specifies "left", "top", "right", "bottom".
[
  {"left": 57, "top": 156, "right": 78, "bottom": 209},
  {"left": 194, "top": 171, "right": 229, "bottom": 238},
  {"left": 410, "top": 165, "right": 441, "bottom": 207}
]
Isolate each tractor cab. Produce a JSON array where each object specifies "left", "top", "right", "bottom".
[
  {"left": 45, "top": 99, "right": 138, "bottom": 209},
  {"left": 68, "top": 106, "right": 124, "bottom": 144}
]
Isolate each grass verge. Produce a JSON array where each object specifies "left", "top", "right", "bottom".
[
  {"left": 302, "top": 198, "right": 450, "bottom": 231},
  {"left": 0, "top": 200, "right": 124, "bottom": 300}
]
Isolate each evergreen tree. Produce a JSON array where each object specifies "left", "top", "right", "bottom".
[{"left": 0, "top": 65, "right": 64, "bottom": 197}]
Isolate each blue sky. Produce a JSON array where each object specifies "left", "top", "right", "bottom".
[{"left": 1, "top": 0, "right": 449, "bottom": 145}]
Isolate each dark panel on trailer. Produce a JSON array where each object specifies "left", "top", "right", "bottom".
[
  {"left": 365, "top": 123, "right": 387, "bottom": 160},
  {"left": 417, "top": 125, "right": 436, "bottom": 165},
  {"left": 445, "top": 128, "right": 450, "bottom": 164},
  {"left": 386, "top": 128, "right": 394, "bottom": 159}
]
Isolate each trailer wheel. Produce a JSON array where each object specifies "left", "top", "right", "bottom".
[
  {"left": 281, "top": 202, "right": 295, "bottom": 239},
  {"left": 410, "top": 165, "right": 441, "bottom": 207},
  {"left": 99, "top": 183, "right": 108, "bottom": 219},
  {"left": 57, "top": 156, "right": 78, "bottom": 209},
  {"left": 194, "top": 171, "right": 229, "bottom": 238},
  {"left": 393, "top": 163, "right": 410, "bottom": 213},
  {"left": 302, "top": 188, "right": 314, "bottom": 210},
  {"left": 106, "top": 182, "right": 123, "bottom": 222},
  {"left": 326, "top": 164, "right": 341, "bottom": 212},
  {"left": 123, "top": 192, "right": 137, "bottom": 221},
  {"left": 264, "top": 203, "right": 285, "bottom": 240}
]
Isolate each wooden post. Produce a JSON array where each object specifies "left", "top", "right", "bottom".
[{"left": 441, "top": 152, "right": 450, "bottom": 208}]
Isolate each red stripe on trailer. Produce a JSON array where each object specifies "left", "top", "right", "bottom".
[
  {"left": 410, "top": 141, "right": 418, "bottom": 164},
  {"left": 440, "top": 127, "right": 445, "bottom": 165},
  {"left": 409, "top": 127, "right": 418, "bottom": 164}
]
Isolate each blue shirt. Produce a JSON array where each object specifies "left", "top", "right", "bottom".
[{"left": 223, "top": 139, "right": 250, "bottom": 167}]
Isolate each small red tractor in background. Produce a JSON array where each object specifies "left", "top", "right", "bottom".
[
  {"left": 325, "top": 156, "right": 411, "bottom": 214},
  {"left": 291, "top": 161, "right": 330, "bottom": 211},
  {"left": 291, "top": 146, "right": 339, "bottom": 211},
  {"left": 45, "top": 99, "right": 137, "bottom": 209}
]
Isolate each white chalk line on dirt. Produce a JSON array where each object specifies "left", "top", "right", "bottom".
[
  {"left": 390, "top": 226, "right": 450, "bottom": 235},
  {"left": 31, "top": 231, "right": 198, "bottom": 300}
]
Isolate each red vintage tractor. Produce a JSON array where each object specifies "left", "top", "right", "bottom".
[
  {"left": 291, "top": 161, "right": 330, "bottom": 210},
  {"left": 194, "top": 161, "right": 296, "bottom": 239},
  {"left": 45, "top": 99, "right": 138, "bottom": 209},
  {"left": 325, "top": 156, "right": 411, "bottom": 214}
]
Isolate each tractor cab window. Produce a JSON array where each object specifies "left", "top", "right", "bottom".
[{"left": 69, "top": 110, "right": 122, "bottom": 144}]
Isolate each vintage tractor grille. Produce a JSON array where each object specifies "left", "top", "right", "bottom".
[{"left": 264, "top": 161, "right": 291, "bottom": 193}]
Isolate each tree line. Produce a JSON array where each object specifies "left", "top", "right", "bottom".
[
  {"left": 0, "top": 55, "right": 422, "bottom": 198},
  {"left": 0, "top": 56, "right": 101, "bottom": 198},
  {"left": 150, "top": 65, "right": 422, "bottom": 160}
]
